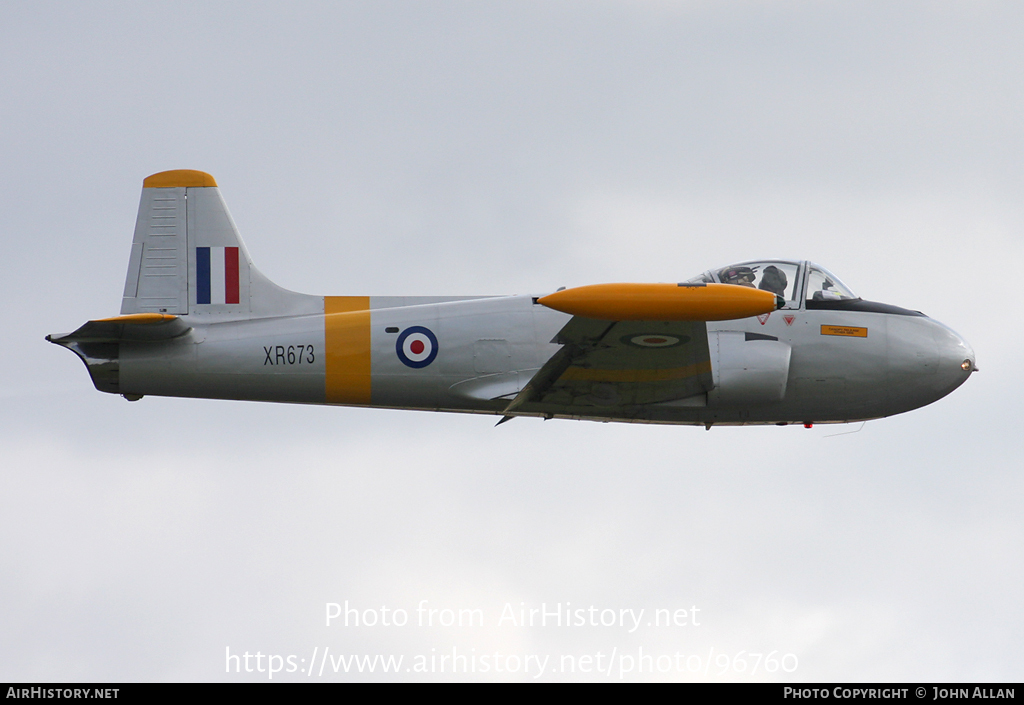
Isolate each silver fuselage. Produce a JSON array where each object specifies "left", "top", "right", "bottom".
[{"left": 115, "top": 293, "right": 974, "bottom": 426}]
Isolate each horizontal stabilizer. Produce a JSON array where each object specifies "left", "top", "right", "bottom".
[{"left": 47, "top": 313, "right": 192, "bottom": 345}]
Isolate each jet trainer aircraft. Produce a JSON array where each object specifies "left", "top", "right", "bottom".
[{"left": 49, "top": 170, "right": 976, "bottom": 428}]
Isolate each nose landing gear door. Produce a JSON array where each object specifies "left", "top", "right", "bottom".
[{"left": 708, "top": 331, "right": 792, "bottom": 407}]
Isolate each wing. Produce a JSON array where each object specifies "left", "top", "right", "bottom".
[
  {"left": 501, "top": 317, "right": 713, "bottom": 419},
  {"left": 497, "top": 281, "right": 782, "bottom": 421}
]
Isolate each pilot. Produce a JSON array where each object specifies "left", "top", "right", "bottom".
[
  {"left": 719, "top": 266, "right": 757, "bottom": 287},
  {"left": 758, "top": 265, "right": 788, "bottom": 297}
]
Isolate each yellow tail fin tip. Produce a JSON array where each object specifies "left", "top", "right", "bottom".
[{"left": 143, "top": 170, "right": 217, "bottom": 188}]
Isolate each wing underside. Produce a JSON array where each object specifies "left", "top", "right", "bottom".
[{"left": 503, "top": 316, "right": 712, "bottom": 419}]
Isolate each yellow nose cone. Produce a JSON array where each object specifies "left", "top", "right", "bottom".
[{"left": 538, "top": 283, "right": 781, "bottom": 321}]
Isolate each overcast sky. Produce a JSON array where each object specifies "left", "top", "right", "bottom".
[{"left": 1, "top": 1, "right": 1022, "bottom": 682}]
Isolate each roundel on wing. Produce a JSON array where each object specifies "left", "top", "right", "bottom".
[
  {"left": 621, "top": 334, "right": 689, "bottom": 348},
  {"left": 396, "top": 326, "right": 439, "bottom": 368}
]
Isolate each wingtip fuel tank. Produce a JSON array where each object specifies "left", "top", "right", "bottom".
[{"left": 537, "top": 283, "right": 782, "bottom": 322}]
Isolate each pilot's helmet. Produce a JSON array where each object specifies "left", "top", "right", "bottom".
[
  {"left": 758, "top": 265, "right": 788, "bottom": 296},
  {"left": 719, "top": 266, "right": 757, "bottom": 286}
]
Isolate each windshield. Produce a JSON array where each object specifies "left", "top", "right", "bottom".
[{"left": 805, "top": 264, "right": 857, "bottom": 301}]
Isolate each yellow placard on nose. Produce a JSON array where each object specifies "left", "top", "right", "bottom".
[
  {"left": 821, "top": 325, "right": 868, "bottom": 338},
  {"left": 325, "top": 296, "right": 371, "bottom": 405}
]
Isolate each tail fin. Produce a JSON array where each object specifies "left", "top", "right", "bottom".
[{"left": 120, "top": 170, "right": 321, "bottom": 319}]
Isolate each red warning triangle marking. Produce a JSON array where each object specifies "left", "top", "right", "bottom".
[
  {"left": 757, "top": 313, "right": 770, "bottom": 325},
  {"left": 783, "top": 315, "right": 795, "bottom": 326}
]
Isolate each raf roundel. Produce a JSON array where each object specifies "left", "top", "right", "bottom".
[
  {"left": 621, "top": 334, "right": 687, "bottom": 348},
  {"left": 396, "top": 326, "right": 439, "bottom": 368}
]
